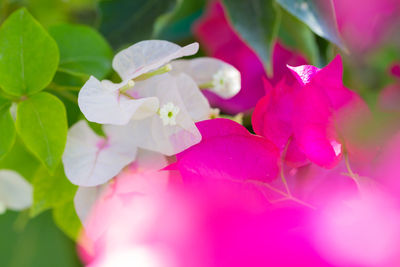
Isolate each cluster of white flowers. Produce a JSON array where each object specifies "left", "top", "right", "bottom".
[{"left": 60, "top": 40, "right": 241, "bottom": 217}]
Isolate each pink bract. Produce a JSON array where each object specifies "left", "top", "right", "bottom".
[
  {"left": 193, "top": 1, "right": 306, "bottom": 114},
  {"left": 169, "top": 118, "right": 280, "bottom": 183},
  {"left": 253, "top": 55, "right": 368, "bottom": 169}
]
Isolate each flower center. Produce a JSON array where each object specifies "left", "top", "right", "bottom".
[{"left": 159, "top": 102, "right": 180, "bottom": 126}]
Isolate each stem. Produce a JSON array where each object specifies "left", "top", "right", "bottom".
[
  {"left": 134, "top": 64, "right": 172, "bottom": 81},
  {"left": 344, "top": 152, "right": 361, "bottom": 189},
  {"left": 199, "top": 81, "right": 214, "bottom": 89},
  {"left": 280, "top": 138, "right": 292, "bottom": 196},
  {"left": 213, "top": 176, "right": 316, "bottom": 210},
  {"left": 251, "top": 180, "right": 316, "bottom": 210},
  {"left": 47, "top": 83, "right": 81, "bottom": 92},
  {"left": 13, "top": 209, "right": 30, "bottom": 232},
  {"left": 120, "top": 91, "right": 135, "bottom": 99},
  {"left": 56, "top": 90, "right": 78, "bottom": 103}
]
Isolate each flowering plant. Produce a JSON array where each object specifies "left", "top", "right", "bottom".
[{"left": 0, "top": 0, "right": 400, "bottom": 266}]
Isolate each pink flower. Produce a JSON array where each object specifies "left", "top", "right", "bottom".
[
  {"left": 193, "top": 1, "right": 306, "bottom": 114},
  {"left": 253, "top": 55, "right": 368, "bottom": 169},
  {"left": 252, "top": 78, "right": 309, "bottom": 168},
  {"left": 168, "top": 118, "right": 280, "bottom": 183},
  {"left": 80, "top": 175, "right": 331, "bottom": 267}
]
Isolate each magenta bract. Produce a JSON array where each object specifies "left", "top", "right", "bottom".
[
  {"left": 169, "top": 118, "right": 280, "bottom": 182},
  {"left": 193, "top": 1, "right": 306, "bottom": 114},
  {"left": 253, "top": 55, "right": 367, "bottom": 169}
]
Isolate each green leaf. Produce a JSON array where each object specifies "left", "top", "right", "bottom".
[
  {"left": 275, "top": 0, "right": 345, "bottom": 51},
  {"left": 222, "top": 0, "right": 280, "bottom": 72},
  {"left": 0, "top": 137, "right": 40, "bottom": 181},
  {"left": 16, "top": 92, "right": 68, "bottom": 171},
  {"left": 0, "top": 98, "right": 16, "bottom": 159},
  {"left": 99, "top": 0, "right": 177, "bottom": 49},
  {"left": 0, "top": 211, "right": 82, "bottom": 267},
  {"left": 155, "top": 0, "right": 206, "bottom": 41},
  {"left": 53, "top": 201, "right": 82, "bottom": 241},
  {"left": 49, "top": 23, "right": 113, "bottom": 79},
  {"left": 278, "top": 8, "right": 319, "bottom": 65},
  {"left": 31, "top": 165, "right": 77, "bottom": 217},
  {"left": 0, "top": 8, "right": 59, "bottom": 96}
]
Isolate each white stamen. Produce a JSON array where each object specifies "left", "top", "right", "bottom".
[
  {"left": 159, "top": 102, "right": 180, "bottom": 126},
  {"left": 127, "top": 80, "right": 135, "bottom": 87},
  {"left": 209, "top": 108, "right": 220, "bottom": 119},
  {"left": 211, "top": 67, "right": 241, "bottom": 98}
]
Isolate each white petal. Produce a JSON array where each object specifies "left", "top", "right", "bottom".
[
  {"left": 174, "top": 73, "right": 210, "bottom": 121},
  {"left": 129, "top": 149, "right": 168, "bottom": 172},
  {"left": 112, "top": 40, "right": 199, "bottom": 80},
  {"left": 62, "top": 121, "right": 138, "bottom": 187},
  {"left": 78, "top": 76, "right": 159, "bottom": 125},
  {"left": 123, "top": 74, "right": 202, "bottom": 156},
  {"left": 74, "top": 185, "right": 107, "bottom": 224},
  {"left": 0, "top": 170, "right": 32, "bottom": 211},
  {"left": 170, "top": 57, "right": 241, "bottom": 99},
  {"left": 114, "top": 150, "right": 169, "bottom": 196}
]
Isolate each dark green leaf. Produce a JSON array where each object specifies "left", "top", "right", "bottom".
[
  {"left": 31, "top": 165, "right": 77, "bottom": 217},
  {"left": 0, "top": 8, "right": 59, "bottom": 96},
  {"left": 0, "top": 211, "right": 82, "bottom": 267},
  {"left": 53, "top": 201, "right": 82, "bottom": 241},
  {"left": 0, "top": 98, "right": 16, "bottom": 159},
  {"left": 275, "top": 0, "right": 345, "bottom": 50},
  {"left": 49, "top": 23, "right": 113, "bottom": 79},
  {"left": 278, "top": 8, "right": 319, "bottom": 65},
  {"left": 16, "top": 92, "right": 68, "bottom": 171},
  {"left": 99, "top": 0, "right": 177, "bottom": 49},
  {"left": 223, "top": 0, "right": 280, "bottom": 72},
  {"left": 154, "top": 0, "right": 206, "bottom": 41}
]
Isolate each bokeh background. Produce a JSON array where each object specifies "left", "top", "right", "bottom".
[{"left": 0, "top": 0, "right": 400, "bottom": 266}]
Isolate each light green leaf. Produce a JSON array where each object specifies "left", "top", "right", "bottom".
[
  {"left": 0, "top": 8, "right": 59, "bottom": 96},
  {"left": 31, "top": 165, "right": 77, "bottom": 217},
  {"left": 0, "top": 98, "right": 16, "bottom": 159},
  {"left": 223, "top": 0, "right": 280, "bottom": 72},
  {"left": 53, "top": 201, "right": 82, "bottom": 241},
  {"left": 16, "top": 92, "right": 68, "bottom": 171},
  {"left": 275, "top": 0, "right": 345, "bottom": 51},
  {"left": 0, "top": 137, "right": 40, "bottom": 181},
  {"left": 49, "top": 23, "right": 113, "bottom": 79}
]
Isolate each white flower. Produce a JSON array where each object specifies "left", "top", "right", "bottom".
[
  {"left": 173, "top": 73, "right": 211, "bottom": 122},
  {"left": 79, "top": 40, "right": 199, "bottom": 126},
  {"left": 62, "top": 120, "right": 138, "bottom": 187},
  {"left": 0, "top": 170, "right": 32, "bottom": 214},
  {"left": 159, "top": 102, "right": 180, "bottom": 126},
  {"left": 112, "top": 40, "right": 199, "bottom": 81},
  {"left": 170, "top": 57, "right": 241, "bottom": 99},
  {"left": 211, "top": 66, "right": 241, "bottom": 97},
  {"left": 78, "top": 76, "right": 159, "bottom": 125},
  {"left": 118, "top": 74, "right": 202, "bottom": 156}
]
